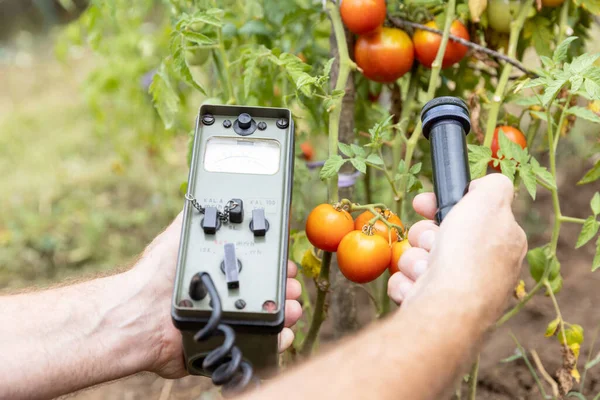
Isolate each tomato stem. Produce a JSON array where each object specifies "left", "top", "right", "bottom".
[
  {"left": 299, "top": 250, "right": 332, "bottom": 356},
  {"left": 557, "top": 0, "right": 571, "bottom": 45},
  {"left": 559, "top": 216, "right": 587, "bottom": 225},
  {"left": 544, "top": 279, "right": 568, "bottom": 352},
  {"left": 483, "top": 1, "right": 532, "bottom": 149},
  {"left": 399, "top": 0, "right": 456, "bottom": 219},
  {"left": 468, "top": 354, "right": 480, "bottom": 400}
]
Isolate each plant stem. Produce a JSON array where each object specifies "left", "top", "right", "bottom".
[
  {"left": 532, "top": 349, "right": 560, "bottom": 398},
  {"left": 468, "top": 354, "right": 480, "bottom": 400},
  {"left": 398, "top": 0, "right": 456, "bottom": 219},
  {"left": 299, "top": 251, "right": 332, "bottom": 356},
  {"left": 547, "top": 95, "right": 563, "bottom": 254},
  {"left": 326, "top": 1, "right": 354, "bottom": 203},
  {"left": 388, "top": 17, "right": 537, "bottom": 77},
  {"left": 483, "top": 1, "right": 532, "bottom": 148},
  {"left": 509, "top": 332, "right": 548, "bottom": 398},
  {"left": 545, "top": 279, "right": 568, "bottom": 350},
  {"left": 365, "top": 165, "right": 373, "bottom": 204},
  {"left": 526, "top": 118, "right": 541, "bottom": 150},
  {"left": 216, "top": 28, "right": 236, "bottom": 104},
  {"left": 581, "top": 323, "right": 600, "bottom": 391},
  {"left": 554, "top": 93, "right": 573, "bottom": 151},
  {"left": 560, "top": 216, "right": 587, "bottom": 224},
  {"left": 379, "top": 270, "right": 390, "bottom": 316},
  {"left": 298, "top": 273, "right": 313, "bottom": 322},
  {"left": 558, "top": 0, "right": 570, "bottom": 45},
  {"left": 497, "top": 279, "right": 545, "bottom": 327}
]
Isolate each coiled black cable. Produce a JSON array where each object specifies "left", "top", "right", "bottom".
[{"left": 193, "top": 272, "right": 257, "bottom": 397}]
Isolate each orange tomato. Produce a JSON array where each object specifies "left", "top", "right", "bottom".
[
  {"left": 337, "top": 231, "right": 391, "bottom": 283},
  {"left": 354, "top": 209, "right": 402, "bottom": 243},
  {"left": 542, "top": 0, "right": 565, "bottom": 6},
  {"left": 306, "top": 204, "right": 354, "bottom": 252},
  {"left": 355, "top": 27, "right": 415, "bottom": 83},
  {"left": 490, "top": 126, "right": 527, "bottom": 171},
  {"left": 413, "top": 20, "right": 469, "bottom": 69},
  {"left": 340, "top": 0, "right": 387, "bottom": 35},
  {"left": 389, "top": 239, "right": 411, "bottom": 275},
  {"left": 300, "top": 141, "right": 314, "bottom": 161}
]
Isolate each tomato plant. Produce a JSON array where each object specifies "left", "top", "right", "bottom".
[
  {"left": 306, "top": 204, "right": 354, "bottom": 252},
  {"left": 489, "top": 126, "right": 527, "bottom": 171},
  {"left": 63, "top": 0, "right": 600, "bottom": 396},
  {"left": 413, "top": 20, "right": 469, "bottom": 69},
  {"left": 354, "top": 27, "right": 414, "bottom": 83},
  {"left": 340, "top": 0, "right": 386, "bottom": 35},
  {"left": 337, "top": 230, "right": 391, "bottom": 283}
]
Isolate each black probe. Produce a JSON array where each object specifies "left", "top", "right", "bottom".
[{"left": 420, "top": 97, "right": 472, "bottom": 224}]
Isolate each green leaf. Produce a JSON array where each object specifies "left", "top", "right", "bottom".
[
  {"left": 239, "top": 20, "right": 270, "bottom": 36},
  {"left": 323, "top": 57, "right": 335, "bottom": 77},
  {"left": 542, "top": 78, "right": 568, "bottom": 106},
  {"left": 410, "top": 162, "right": 422, "bottom": 174},
  {"left": 149, "top": 62, "right": 180, "bottom": 130},
  {"left": 467, "top": 144, "right": 492, "bottom": 179},
  {"left": 593, "top": 236, "right": 600, "bottom": 271},
  {"left": 585, "top": 79, "right": 600, "bottom": 99},
  {"left": 574, "top": 0, "right": 600, "bottom": 15},
  {"left": 182, "top": 31, "right": 217, "bottom": 46},
  {"left": 576, "top": 217, "right": 600, "bottom": 248},
  {"left": 521, "top": 77, "right": 547, "bottom": 89},
  {"left": 350, "top": 158, "right": 367, "bottom": 174},
  {"left": 528, "top": 246, "right": 548, "bottom": 283},
  {"left": 365, "top": 153, "right": 384, "bottom": 166},
  {"left": 531, "top": 157, "right": 556, "bottom": 189},
  {"left": 529, "top": 111, "right": 548, "bottom": 121},
  {"left": 351, "top": 144, "right": 366, "bottom": 158},
  {"left": 571, "top": 75, "right": 584, "bottom": 92},
  {"left": 591, "top": 192, "right": 600, "bottom": 216},
  {"left": 500, "top": 351, "right": 523, "bottom": 363},
  {"left": 277, "top": 53, "right": 315, "bottom": 96},
  {"left": 338, "top": 143, "right": 354, "bottom": 157},
  {"left": 541, "top": 56, "right": 555, "bottom": 69},
  {"left": 566, "top": 106, "right": 600, "bottom": 123},
  {"left": 397, "top": 159, "right": 407, "bottom": 174},
  {"left": 510, "top": 96, "right": 542, "bottom": 107},
  {"left": 243, "top": 55, "right": 259, "bottom": 101},
  {"left": 571, "top": 53, "right": 600, "bottom": 74},
  {"left": 520, "top": 164, "right": 538, "bottom": 200},
  {"left": 320, "top": 155, "right": 346, "bottom": 180},
  {"left": 578, "top": 160, "right": 600, "bottom": 185},
  {"left": 188, "top": 8, "right": 224, "bottom": 27},
  {"left": 553, "top": 36, "right": 579, "bottom": 63},
  {"left": 546, "top": 274, "right": 563, "bottom": 295}
]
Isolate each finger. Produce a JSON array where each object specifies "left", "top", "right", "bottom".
[
  {"left": 387, "top": 271, "right": 415, "bottom": 305},
  {"left": 278, "top": 328, "right": 295, "bottom": 353},
  {"left": 284, "top": 300, "right": 302, "bottom": 327},
  {"left": 407, "top": 220, "right": 439, "bottom": 251},
  {"left": 467, "top": 173, "right": 515, "bottom": 208},
  {"left": 399, "top": 247, "right": 430, "bottom": 281},
  {"left": 413, "top": 193, "right": 437, "bottom": 220},
  {"left": 285, "top": 278, "right": 302, "bottom": 300},
  {"left": 287, "top": 260, "right": 298, "bottom": 278}
]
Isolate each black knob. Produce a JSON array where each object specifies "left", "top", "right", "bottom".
[
  {"left": 420, "top": 97, "right": 471, "bottom": 224},
  {"left": 238, "top": 113, "right": 252, "bottom": 129}
]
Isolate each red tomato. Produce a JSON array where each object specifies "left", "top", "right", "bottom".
[
  {"left": 337, "top": 231, "right": 391, "bottom": 283},
  {"left": 413, "top": 20, "right": 469, "bottom": 69},
  {"left": 306, "top": 204, "right": 354, "bottom": 252},
  {"left": 340, "top": 0, "right": 387, "bottom": 35},
  {"left": 389, "top": 239, "right": 411, "bottom": 275},
  {"left": 542, "top": 0, "right": 565, "bottom": 6},
  {"left": 490, "top": 125, "right": 527, "bottom": 171},
  {"left": 300, "top": 141, "right": 314, "bottom": 161},
  {"left": 355, "top": 27, "right": 415, "bottom": 83}
]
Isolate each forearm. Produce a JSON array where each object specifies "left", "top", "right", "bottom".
[
  {"left": 0, "top": 270, "right": 156, "bottom": 400},
  {"left": 241, "top": 285, "right": 489, "bottom": 400}
]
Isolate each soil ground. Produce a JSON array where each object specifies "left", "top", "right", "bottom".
[{"left": 1, "top": 34, "right": 599, "bottom": 400}]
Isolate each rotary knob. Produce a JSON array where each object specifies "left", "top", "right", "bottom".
[{"left": 238, "top": 113, "right": 252, "bottom": 129}]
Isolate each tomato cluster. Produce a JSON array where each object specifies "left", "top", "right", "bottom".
[
  {"left": 340, "top": 0, "right": 470, "bottom": 83},
  {"left": 305, "top": 204, "right": 411, "bottom": 283}
]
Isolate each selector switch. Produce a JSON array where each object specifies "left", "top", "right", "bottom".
[
  {"left": 202, "top": 207, "right": 220, "bottom": 234},
  {"left": 249, "top": 208, "right": 269, "bottom": 237},
  {"left": 229, "top": 198, "right": 244, "bottom": 223},
  {"left": 223, "top": 243, "right": 240, "bottom": 289}
]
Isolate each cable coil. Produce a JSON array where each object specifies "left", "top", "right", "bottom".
[{"left": 193, "top": 273, "right": 256, "bottom": 397}]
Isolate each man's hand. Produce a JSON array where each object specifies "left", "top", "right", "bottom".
[
  {"left": 127, "top": 211, "right": 303, "bottom": 378},
  {"left": 388, "top": 173, "right": 527, "bottom": 323}
]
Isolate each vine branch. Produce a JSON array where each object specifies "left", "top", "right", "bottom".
[{"left": 388, "top": 17, "right": 538, "bottom": 78}]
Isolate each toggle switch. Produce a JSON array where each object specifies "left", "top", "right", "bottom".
[
  {"left": 202, "top": 207, "right": 220, "bottom": 234},
  {"left": 189, "top": 273, "right": 208, "bottom": 301},
  {"left": 249, "top": 208, "right": 269, "bottom": 237},
  {"left": 229, "top": 199, "right": 244, "bottom": 223},
  {"left": 222, "top": 243, "right": 240, "bottom": 289}
]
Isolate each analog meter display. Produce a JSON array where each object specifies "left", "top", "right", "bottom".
[{"left": 203, "top": 137, "right": 281, "bottom": 175}]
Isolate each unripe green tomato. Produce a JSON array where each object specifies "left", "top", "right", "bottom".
[
  {"left": 185, "top": 48, "right": 211, "bottom": 66},
  {"left": 487, "top": 0, "right": 520, "bottom": 34},
  {"left": 548, "top": 258, "right": 560, "bottom": 281}
]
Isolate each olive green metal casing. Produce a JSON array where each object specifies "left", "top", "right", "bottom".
[{"left": 171, "top": 105, "right": 294, "bottom": 378}]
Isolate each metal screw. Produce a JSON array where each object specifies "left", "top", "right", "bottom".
[
  {"left": 223, "top": 119, "right": 232, "bottom": 128},
  {"left": 235, "top": 299, "right": 246, "bottom": 310},
  {"left": 262, "top": 300, "right": 277, "bottom": 312},
  {"left": 257, "top": 121, "right": 267, "bottom": 131},
  {"left": 276, "top": 118, "right": 289, "bottom": 129},
  {"left": 202, "top": 114, "right": 215, "bottom": 125},
  {"left": 178, "top": 299, "right": 193, "bottom": 308}
]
